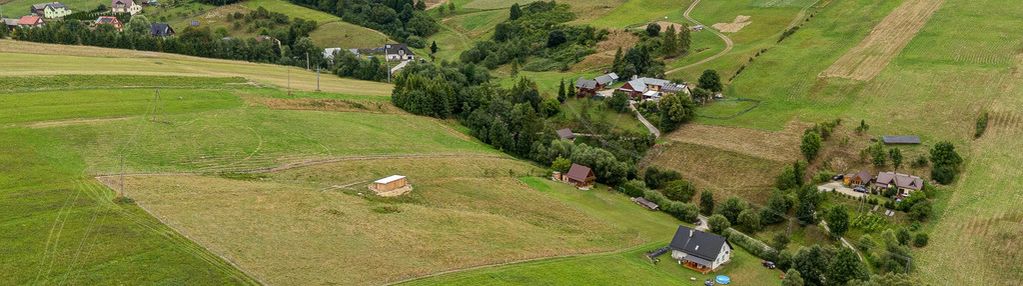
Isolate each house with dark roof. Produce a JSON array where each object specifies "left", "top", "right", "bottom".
[
  {"left": 874, "top": 172, "right": 924, "bottom": 197},
  {"left": 95, "top": 16, "right": 123, "bottom": 30},
  {"left": 150, "top": 22, "right": 174, "bottom": 36},
  {"left": 669, "top": 225, "right": 732, "bottom": 273},
  {"left": 881, "top": 135, "right": 921, "bottom": 145},
  {"left": 593, "top": 72, "right": 619, "bottom": 88},
  {"left": 31, "top": 2, "right": 72, "bottom": 18},
  {"left": 383, "top": 44, "right": 414, "bottom": 61},
  {"left": 617, "top": 77, "right": 686, "bottom": 100},
  {"left": 564, "top": 163, "right": 595, "bottom": 189},
  {"left": 17, "top": 15, "right": 45, "bottom": 28},
  {"left": 556, "top": 128, "right": 575, "bottom": 140},
  {"left": 574, "top": 77, "right": 598, "bottom": 97}
]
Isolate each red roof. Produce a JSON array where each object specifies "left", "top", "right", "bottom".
[{"left": 18, "top": 15, "right": 43, "bottom": 26}]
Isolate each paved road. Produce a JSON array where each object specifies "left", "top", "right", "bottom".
[
  {"left": 665, "top": 0, "right": 735, "bottom": 75},
  {"left": 629, "top": 101, "right": 661, "bottom": 138}
]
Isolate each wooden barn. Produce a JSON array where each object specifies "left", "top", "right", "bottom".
[
  {"left": 565, "top": 164, "right": 596, "bottom": 189},
  {"left": 369, "top": 175, "right": 411, "bottom": 195}
]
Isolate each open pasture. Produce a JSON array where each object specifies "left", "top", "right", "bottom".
[
  {"left": 0, "top": 40, "right": 393, "bottom": 96},
  {"left": 102, "top": 158, "right": 695, "bottom": 285}
]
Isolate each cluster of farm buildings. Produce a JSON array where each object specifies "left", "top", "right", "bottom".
[
  {"left": 2, "top": 0, "right": 175, "bottom": 36},
  {"left": 574, "top": 72, "right": 692, "bottom": 101}
]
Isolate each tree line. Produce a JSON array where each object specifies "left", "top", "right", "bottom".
[{"left": 286, "top": 0, "right": 437, "bottom": 45}]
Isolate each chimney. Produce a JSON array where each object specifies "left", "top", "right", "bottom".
[{"left": 689, "top": 229, "right": 694, "bottom": 237}]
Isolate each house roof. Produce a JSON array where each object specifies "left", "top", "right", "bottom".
[
  {"left": 112, "top": 0, "right": 134, "bottom": 7},
  {"left": 575, "top": 77, "right": 597, "bottom": 89},
  {"left": 150, "top": 22, "right": 173, "bottom": 36},
  {"left": 637, "top": 77, "right": 671, "bottom": 87},
  {"left": 374, "top": 175, "right": 406, "bottom": 184},
  {"left": 669, "top": 225, "right": 730, "bottom": 261},
  {"left": 875, "top": 172, "right": 923, "bottom": 191},
  {"left": 384, "top": 43, "right": 413, "bottom": 56},
  {"left": 323, "top": 47, "right": 342, "bottom": 58},
  {"left": 556, "top": 128, "right": 574, "bottom": 140},
  {"left": 565, "top": 164, "right": 594, "bottom": 182},
  {"left": 632, "top": 197, "right": 659, "bottom": 209},
  {"left": 847, "top": 170, "right": 872, "bottom": 183},
  {"left": 2, "top": 18, "right": 19, "bottom": 26},
  {"left": 622, "top": 79, "right": 648, "bottom": 93},
  {"left": 661, "top": 83, "right": 685, "bottom": 93},
  {"left": 18, "top": 15, "right": 43, "bottom": 25},
  {"left": 881, "top": 135, "right": 921, "bottom": 144},
  {"left": 594, "top": 73, "right": 619, "bottom": 85}
]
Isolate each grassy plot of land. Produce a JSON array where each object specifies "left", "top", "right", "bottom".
[
  {"left": 647, "top": 142, "right": 784, "bottom": 204},
  {"left": 581, "top": 0, "right": 688, "bottom": 29},
  {"left": 0, "top": 0, "right": 105, "bottom": 17},
  {"left": 0, "top": 88, "right": 241, "bottom": 125},
  {"left": 553, "top": 97, "right": 648, "bottom": 135},
  {"left": 104, "top": 158, "right": 698, "bottom": 285},
  {"left": 0, "top": 40, "right": 394, "bottom": 96},
  {"left": 0, "top": 126, "right": 256, "bottom": 285},
  {"left": 308, "top": 20, "right": 390, "bottom": 48}
]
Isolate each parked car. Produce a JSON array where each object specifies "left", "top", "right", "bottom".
[
  {"left": 762, "top": 260, "right": 776, "bottom": 269},
  {"left": 854, "top": 186, "right": 867, "bottom": 193},
  {"left": 832, "top": 174, "right": 844, "bottom": 181}
]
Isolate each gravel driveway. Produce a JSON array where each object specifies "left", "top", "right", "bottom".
[{"left": 818, "top": 182, "right": 866, "bottom": 198}]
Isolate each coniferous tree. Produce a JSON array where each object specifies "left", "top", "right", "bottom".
[
  {"left": 678, "top": 23, "right": 691, "bottom": 54},
  {"left": 662, "top": 25, "right": 677, "bottom": 57}
]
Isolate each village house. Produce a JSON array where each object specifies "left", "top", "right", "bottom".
[
  {"left": 3, "top": 18, "right": 22, "bottom": 29},
  {"left": 30, "top": 2, "right": 72, "bottom": 19},
  {"left": 844, "top": 170, "right": 873, "bottom": 186},
  {"left": 16, "top": 15, "right": 45, "bottom": 28},
  {"left": 383, "top": 43, "right": 414, "bottom": 61},
  {"left": 95, "top": 16, "right": 123, "bottom": 31},
  {"left": 556, "top": 128, "right": 575, "bottom": 140},
  {"left": 593, "top": 72, "right": 619, "bottom": 89},
  {"left": 555, "top": 163, "right": 595, "bottom": 189},
  {"left": 669, "top": 225, "right": 732, "bottom": 274},
  {"left": 617, "top": 77, "right": 686, "bottom": 100},
  {"left": 150, "top": 23, "right": 174, "bottom": 37},
  {"left": 873, "top": 172, "right": 923, "bottom": 197},
  {"left": 111, "top": 0, "right": 142, "bottom": 15},
  {"left": 369, "top": 175, "right": 412, "bottom": 196},
  {"left": 574, "top": 77, "right": 598, "bottom": 97}
]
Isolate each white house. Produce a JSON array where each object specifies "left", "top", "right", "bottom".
[
  {"left": 669, "top": 225, "right": 732, "bottom": 273},
  {"left": 111, "top": 0, "right": 142, "bottom": 15},
  {"left": 31, "top": 2, "right": 72, "bottom": 19},
  {"left": 383, "top": 44, "right": 414, "bottom": 61}
]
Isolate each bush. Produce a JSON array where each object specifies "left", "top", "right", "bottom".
[
  {"left": 618, "top": 180, "right": 648, "bottom": 197},
  {"left": 605, "top": 91, "right": 630, "bottom": 113},
  {"left": 406, "top": 35, "right": 426, "bottom": 48},
  {"left": 113, "top": 196, "right": 135, "bottom": 204},
  {"left": 723, "top": 228, "right": 775, "bottom": 259},
  {"left": 913, "top": 233, "right": 929, "bottom": 247},
  {"left": 643, "top": 190, "right": 669, "bottom": 206},
  {"left": 644, "top": 166, "right": 682, "bottom": 189},
  {"left": 931, "top": 165, "right": 956, "bottom": 185},
  {"left": 661, "top": 179, "right": 696, "bottom": 202},
  {"left": 975, "top": 112, "right": 989, "bottom": 138},
  {"left": 708, "top": 214, "right": 730, "bottom": 234},
  {"left": 662, "top": 201, "right": 700, "bottom": 222}
]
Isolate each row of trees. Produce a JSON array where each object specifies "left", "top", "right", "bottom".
[{"left": 287, "top": 0, "right": 438, "bottom": 44}]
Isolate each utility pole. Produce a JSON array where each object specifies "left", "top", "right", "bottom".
[
  {"left": 386, "top": 58, "right": 391, "bottom": 83},
  {"left": 305, "top": 52, "right": 310, "bottom": 70},
  {"left": 316, "top": 67, "right": 321, "bottom": 92},
  {"left": 287, "top": 67, "right": 291, "bottom": 96}
]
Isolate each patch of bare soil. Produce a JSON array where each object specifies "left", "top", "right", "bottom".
[
  {"left": 26, "top": 117, "right": 133, "bottom": 128},
  {"left": 712, "top": 15, "right": 752, "bottom": 33},
  {"left": 821, "top": 0, "right": 944, "bottom": 81},
  {"left": 571, "top": 30, "right": 640, "bottom": 71},
  {"left": 663, "top": 121, "right": 807, "bottom": 162}
]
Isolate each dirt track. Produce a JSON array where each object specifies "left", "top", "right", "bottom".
[{"left": 665, "top": 0, "right": 735, "bottom": 75}]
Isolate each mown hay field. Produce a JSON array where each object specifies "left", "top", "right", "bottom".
[
  {"left": 104, "top": 159, "right": 690, "bottom": 285},
  {"left": 0, "top": 40, "right": 393, "bottom": 96}
]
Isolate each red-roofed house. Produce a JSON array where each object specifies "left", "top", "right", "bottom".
[
  {"left": 17, "top": 15, "right": 45, "bottom": 28},
  {"left": 95, "top": 16, "right": 123, "bottom": 30}
]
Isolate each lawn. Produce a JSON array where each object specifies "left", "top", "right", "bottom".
[
  {"left": 0, "top": 88, "right": 242, "bottom": 125},
  {"left": 553, "top": 97, "right": 648, "bottom": 135},
  {"left": 308, "top": 20, "right": 390, "bottom": 48},
  {"left": 0, "top": 0, "right": 105, "bottom": 17},
  {"left": 240, "top": 0, "right": 338, "bottom": 23},
  {"left": 0, "top": 40, "right": 394, "bottom": 96}
]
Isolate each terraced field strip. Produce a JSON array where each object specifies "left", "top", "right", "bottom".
[
  {"left": 662, "top": 122, "right": 804, "bottom": 162},
  {"left": 820, "top": 0, "right": 945, "bottom": 80}
]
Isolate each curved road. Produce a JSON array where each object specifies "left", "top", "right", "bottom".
[{"left": 666, "top": 0, "right": 734, "bottom": 75}]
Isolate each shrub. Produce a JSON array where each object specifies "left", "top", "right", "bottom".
[
  {"left": 800, "top": 130, "right": 823, "bottom": 161},
  {"left": 912, "top": 233, "right": 929, "bottom": 247},
  {"left": 708, "top": 214, "right": 730, "bottom": 234},
  {"left": 618, "top": 180, "right": 648, "bottom": 197},
  {"left": 662, "top": 201, "right": 700, "bottom": 222},
  {"left": 723, "top": 228, "right": 775, "bottom": 259},
  {"left": 643, "top": 189, "right": 669, "bottom": 206},
  {"left": 113, "top": 196, "right": 135, "bottom": 204},
  {"left": 931, "top": 165, "right": 956, "bottom": 185},
  {"left": 661, "top": 179, "right": 696, "bottom": 202},
  {"left": 644, "top": 166, "right": 682, "bottom": 189},
  {"left": 975, "top": 112, "right": 989, "bottom": 138}
]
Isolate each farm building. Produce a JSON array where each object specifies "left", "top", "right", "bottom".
[
  {"left": 844, "top": 170, "right": 873, "bottom": 186},
  {"left": 618, "top": 77, "right": 686, "bottom": 100},
  {"left": 574, "top": 77, "right": 598, "bottom": 97},
  {"left": 669, "top": 225, "right": 732, "bottom": 274},
  {"left": 95, "top": 16, "right": 123, "bottom": 31},
  {"left": 111, "top": 0, "right": 142, "bottom": 15},
  {"left": 593, "top": 72, "right": 619, "bottom": 89},
  {"left": 564, "top": 163, "right": 595, "bottom": 189},
  {"left": 631, "top": 197, "right": 659, "bottom": 210},
  {"left": 2, "top": 18, "right": 18, "bottom": 29},
  {"left": 556, "top": 128, "right": 575, "bottom": 140},
  {"left": 369, "top": 175, "right": 412, "bottom": 196},
  {"left": 16, "top": 15, "right": 45, "bottom": 28},
  {"left": 881, "top": 135, "right": 921, "bottom": 144},
  {"left": 873, "top": 172, "right": 923, "bottom": 197},
  {"left": 30, "top": 2, "right": 72, "bottom": 19},
  {"left": 383, "top": 44, "right": 414, "bottom": 61},
  {"left": 150, "top": 23, "right": 175, "bottom": 37}
]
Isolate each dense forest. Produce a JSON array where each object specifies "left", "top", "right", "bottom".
[
  {"left": 287, "top": 0, "right": 437, "bottom": 45},
  {"left": 460, "top": 1, "right": 607, "bottom": 71}
]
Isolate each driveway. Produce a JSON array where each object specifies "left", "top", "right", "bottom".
[{"left": 817, "top": 182, "right": 866, "bottom": 198}]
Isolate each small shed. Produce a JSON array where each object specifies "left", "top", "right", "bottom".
[
  {"left": 556, "top": 128, "right": 575, "bottom": 140},
  {"left": 881, "top": 135, "right": 920, "bottom": 144},
  {"left": 565, "top": 163, "right": 596, "bottom": 189},
  {"left": 631, "top": 197, "right": 660, "bottom": 210},
  {"left": 369, "top": 175, "right": 411, "bottom": 195}
]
